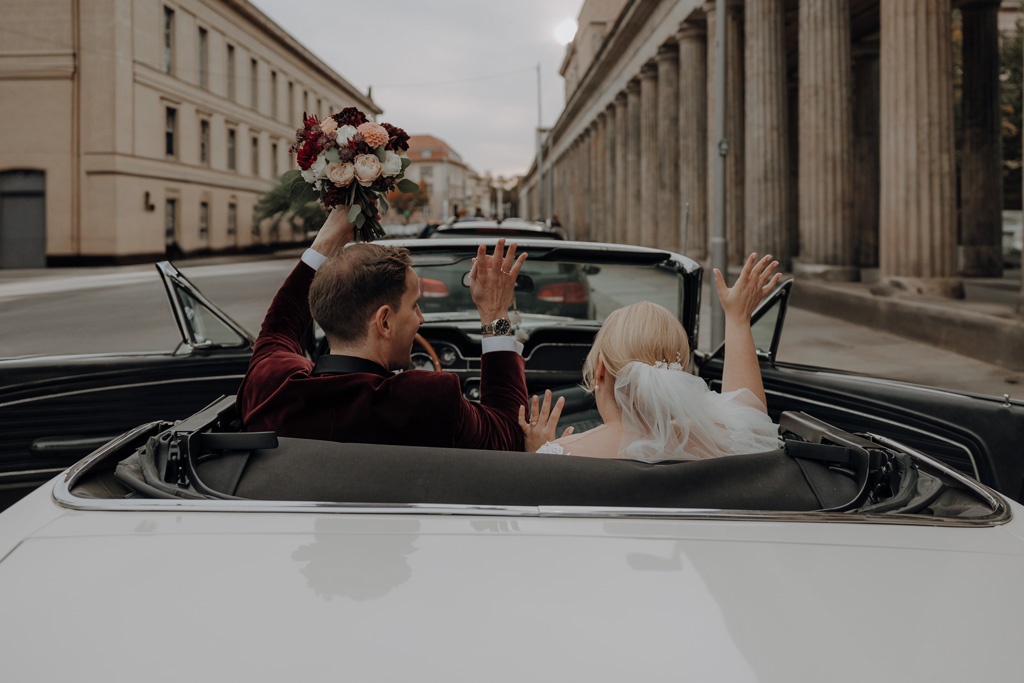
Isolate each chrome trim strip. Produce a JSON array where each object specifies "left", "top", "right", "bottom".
[
  {"left": 51, "top": 494, "right": 1008, "bottom": 527},
  {"left": 0, "top": 467, "right": 64, "bottom": 482},
  {"left": 765, "top": 387, "right": 982, "bottom": 481},
  {"left": 0, "top": 374, "right": 244, "bottom": 409}
]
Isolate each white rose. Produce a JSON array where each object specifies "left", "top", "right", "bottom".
[
  {"left": 309, "top": 153, "right": 328, "bottom": 179},
  {"left": 353, "top": 154, "right": 382, "bottom": 186},
  {"left": 336, "top": 125, "right": 358, "bottom": 145},
  {"left": 300, "top": 168, "right": 318, "bottom": 185},
  {"left": 381, "top": 150, "right": 402, "bottom": 177}
]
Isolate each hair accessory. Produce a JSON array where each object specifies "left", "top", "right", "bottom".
[{"left": 652, "top": 351, "right": 685, "bottom": 372}]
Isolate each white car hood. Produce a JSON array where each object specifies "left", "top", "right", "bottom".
[{"left": 2, "top": 505, "right": 1023, "bottom": 682}]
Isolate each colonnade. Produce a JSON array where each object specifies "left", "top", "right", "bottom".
[{"left": 530, "top": 0, "right": 1005, "bottom": 286}]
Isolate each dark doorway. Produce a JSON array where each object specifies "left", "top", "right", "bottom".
[{"left": 0, "top": 170, "right": 46, "bottom": 269}]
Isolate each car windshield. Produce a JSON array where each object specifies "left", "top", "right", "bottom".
[{"left": 412, "top": 253, "right": 685, "bottom": 326}]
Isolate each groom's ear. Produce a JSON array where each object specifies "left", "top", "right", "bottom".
[{"left": 372, "top": 305, "right": 392, "bottom": 339}]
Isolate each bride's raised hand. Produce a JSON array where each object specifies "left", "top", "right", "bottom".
[
  {"left": 518, "top": 389, "right": 574, "bottom": 453},
  {"left": 713, "top": 253, "right": 780, "bottom": 324}
]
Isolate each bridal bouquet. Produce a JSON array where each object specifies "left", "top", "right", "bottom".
[{"left": 286, "top": 107, "right": 418, "bottom": 241}]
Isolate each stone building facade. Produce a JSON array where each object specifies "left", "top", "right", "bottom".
[
  {"left": 405, "top": 135, "right": 489, "bottom": 222},
  {"left": 521, "top": 0, "right": 1011, "bottom": 292},
  {"left": 0, "top": 0, "right": 378, "bottom": 267}
]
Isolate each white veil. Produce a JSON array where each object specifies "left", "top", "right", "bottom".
[{"left": 613, "top": 361, "right": 780, "bottom": 462}]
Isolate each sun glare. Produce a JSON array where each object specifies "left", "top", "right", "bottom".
[{"left": 554, "top": 19, "right": 578, "bottom": 46}]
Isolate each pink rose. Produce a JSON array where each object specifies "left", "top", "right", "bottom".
[
  {"left": 326, "top": 161, "right": 355, "bottom": 187},
  {"left": 353, "top": 154, "right": 382, "bottom": 186},
  {"left": 357, "top": 122, "right": 389, "bottom": 148},
  {"left": 320, "top": 117, "right": 338, "bottom": 137}
]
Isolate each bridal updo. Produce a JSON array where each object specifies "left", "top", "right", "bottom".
[{"left": 582, "top": 301, "right": 691, "bottom": 393}]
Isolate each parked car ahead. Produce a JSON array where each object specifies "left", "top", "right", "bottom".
[{"left": 426, "top": 218, "right": 566, "bottom": 241}]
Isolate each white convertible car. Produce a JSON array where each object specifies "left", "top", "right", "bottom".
[{"left": 1, "top": 239, "right": 1023, "bottom": 680}]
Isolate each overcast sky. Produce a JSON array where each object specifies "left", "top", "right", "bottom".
[{"left": 250, "top": 0, "right": 585, "bottom": 178}]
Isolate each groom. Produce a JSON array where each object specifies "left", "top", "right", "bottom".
[{"left": 237, "top": 207, "right": 529, "bottom": 451}]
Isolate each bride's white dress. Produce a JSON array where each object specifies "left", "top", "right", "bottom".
[{"left": 538, "top": 361, "right": 780, "bottom": 462}]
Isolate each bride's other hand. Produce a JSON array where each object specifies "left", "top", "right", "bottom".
[
  {"left": 518, "top": 389, "right": 575, "bottom": 453},
  {"left": 713, "top": 253, "right": 780, "bottom": 324}
]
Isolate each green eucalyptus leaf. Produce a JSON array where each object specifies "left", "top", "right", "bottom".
[
  {"left": 348, "top": 204, "right": 362, "bottom": 222},
  {"left": 400, "top": 157, "right": 411, "bottom": 170},
  {"left": 374, "top": 146, "right": 386, "bottom": 162},
  {"left": 355, "top": 212, "right": 366, "bottom": 228},
  {"left": 396, "top": 178, "right": 419, "bottom": 194},
  {"left": 378, "top": 195, "right": 389, "bottom": 214}
]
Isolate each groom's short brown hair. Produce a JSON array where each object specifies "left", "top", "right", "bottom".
[{"left": 309, "top": 243, "right": 413, "bottom": 344}]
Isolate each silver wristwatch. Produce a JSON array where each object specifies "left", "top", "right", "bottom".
[{"left": 481, "top": 318, "right": 513, "bottom": 336}]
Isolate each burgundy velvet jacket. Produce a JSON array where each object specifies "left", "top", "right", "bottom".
[{"left": 236, "top": 261, "right": 528, "bottom": 451}]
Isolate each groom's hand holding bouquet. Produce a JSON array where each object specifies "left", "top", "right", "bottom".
[{"left": 286, "top": 107, "right": 418, "bottom": 242}]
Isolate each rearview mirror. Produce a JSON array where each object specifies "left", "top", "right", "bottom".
[{"left": 461, "top": 271, "right": 535, "bottom": 293}]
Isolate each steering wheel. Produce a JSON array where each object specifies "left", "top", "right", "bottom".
[{"left": 414, "top": 333, "right": 442, "bottom": 372}]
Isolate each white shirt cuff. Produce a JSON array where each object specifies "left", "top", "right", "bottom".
[
  {"left": 301, "top": 248, "right": 328, "bottom": 271},
  {"left": 482, "top": 335, "right": 523, "bottom": 355}
]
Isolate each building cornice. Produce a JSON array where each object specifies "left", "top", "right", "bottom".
[{"left": 216, "top": 0, "right": 380, "bottom": 115}]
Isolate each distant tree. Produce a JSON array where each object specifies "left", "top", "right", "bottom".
[
  {"left": 386, "top": 183, "right": 430, "bottom": 219},
  {"left": 254, "top": 171, "right": 326, "bottom": 238}
]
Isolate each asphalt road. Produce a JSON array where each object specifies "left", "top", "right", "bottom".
[{"left": 1, "top": 255, "right": 1021, "bottom": 399}]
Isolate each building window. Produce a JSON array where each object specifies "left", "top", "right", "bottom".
[
  {"left": 315, "top": 97, "right": 321, "bottom": 115},
  {"left": 250, "top": 59, "right": 258, "bottom": 109},
  {"left": 271, "top": 141, "right": 278, "bottom": 178},
  {"left": 199, "top": 201, "right": 209, "bottom": 240},
  {"left": 302, "top": 90, "right": 308, "bottom": 115},
  {"left": 422, "top": 149, "right": 432, "bottom": 159},
  {"left": 227, "top": 128, "right": 236, "bottom": 170},
  {"left": 165, "top": 107, "right": 177, "bottom": 157},
  {"left": 227, "top": 44, "right": 235, "bottom": 99},
  {"left": 251, "top": 135, "right": 259, "bottom": 176},
  {"left": 420, "top": 166, "right": 433, "bottom": 178},
  {"left": 198, "top": 27, "right": 208, "bottom": 89},
  {"left": 163, "top": 7, "right": 174, "bottom": 74},
  {"left": 288, "top": 81, "right": 294, "bottom": 123},
  {"left": 227, "top": 202, "right": 237, "bottom": 236},
  {"left": 165, "top": 198, "right": 177, "bottom": 246},
  {"left": 271, "top": 70, "right": 278, "bottom": 119},
  {"left": 199, "top": 119, "right": 210, "bottom": 165}
]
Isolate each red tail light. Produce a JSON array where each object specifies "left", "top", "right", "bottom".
[
  {"left": 419, "top": 277, "right": 450, "bottom": 298},
  {"left": 536, "top": 281, "right": 588, "bottom": 304}
]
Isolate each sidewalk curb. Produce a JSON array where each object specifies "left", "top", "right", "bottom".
[{"left": 790, "top": 281, "right": 1024, "bottom": 372}]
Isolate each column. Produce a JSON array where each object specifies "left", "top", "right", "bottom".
[
  {"left": 678, "top": 19, "right": 708, "bottom": 259},
  {"left": 640, "top": 60, "right": 659, "bottom": 247},
  {"left": 604, "top": 102, "right": 617, "bottom": 243},
  {"left": 797, "top": 0, "right": 856, "bottom": 280},
  {"left": 614, "top": 91, "right": 629, "bottom": 244},
  {"left": 656, "top": 43, "right": 681, "bottom": 251},
  {"left": 879, "top": 0, "right": 959, "bottom": 293},
  {"left": 626, "top": 77, "right": 642, "bottom": 245},
  {"left": 705, "top": 0, "right": 745, "bottom": 265},
  {"left": 960, "top": 0, "right": 1003, "bottom": 276},
  {"left": 852, "top": 41, "right": 880, "bottom": 269},
  {"left": 744, "top": 0, "right": 789, "bottom": 266},
  {"left": 594, "top": 114, "right": 606, "bottom": 241},
  {"left": 585, "top": 127, "right": 593, "bottom": 240}
]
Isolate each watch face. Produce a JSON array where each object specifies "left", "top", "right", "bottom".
[{"left": 492, "top": 318, "right": 512, "bottom": 336}]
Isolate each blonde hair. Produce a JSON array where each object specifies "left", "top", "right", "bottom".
[{"left": 582, "top": 301, "right": 690, "bottom": 392}]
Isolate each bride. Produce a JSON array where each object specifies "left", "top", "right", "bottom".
[{"left": 520, "top": 253, "right": 781, "bottom": 461}]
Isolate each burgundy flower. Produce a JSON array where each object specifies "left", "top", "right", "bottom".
[
  {"left": 296, "top": 140, "right": 320, "bottom": 170},
  {"left": 382, "top": 123, "right": 410, "bottom": 151},
  {"left": 334, "top": 107, "right": 369, "bottom": 128}
]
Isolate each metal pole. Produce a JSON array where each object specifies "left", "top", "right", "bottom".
[
  {"left": 710, "top": 0, "right": 729, "bottom": 348},
  {"left": 536, "top": 63, "right": 545, "bottom": 223}
]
